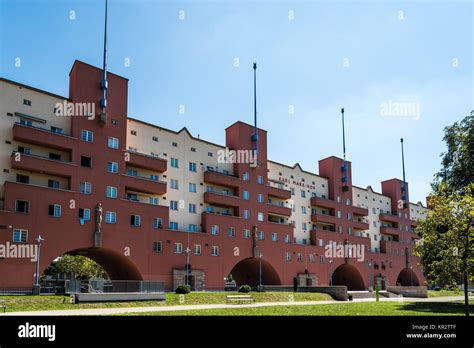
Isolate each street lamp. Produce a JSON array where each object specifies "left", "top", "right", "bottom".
[
  {"left": 329, "top": 259, "right": 334, "bottom": 286},
  {"left": 258, "top": 253, "right": 263, "bottom": 291},
  {"left": 367, "top": 259, "right": 373, "bottom": 291},
  {"left": 34, "top": 235, "right": 44, "bottom": 294},
  {"left": 409, "top": 264, "right": 413, "bottom": 287},
  {"left": 184, "top": 230, "right": 190, "bottom": 287}
]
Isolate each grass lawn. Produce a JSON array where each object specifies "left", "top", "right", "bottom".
[
  {"left": 427, "top": 290, "right": 464, "bottom": 297},
  {"left": 125, "top": 301, "right": 473, "bottom": 316},
  {"left": 0, "top": 292, "right": 333, "bottom": 312}
]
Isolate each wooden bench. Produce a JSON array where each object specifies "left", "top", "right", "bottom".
[
  {"left": 226, "top": 295, "right": 255, "bottom": 305},
  {"left": 0, "top": 300, "right": 6, "bottom": 313}
]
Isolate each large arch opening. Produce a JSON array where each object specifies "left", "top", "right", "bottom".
[
  {"left": 332, "top": 264, "right": 365, "bottom": 290},
  {"left": 396, "top": 268, "right": 420, "bottom": 286},
  {"left": 229, "top": 257, "right": 281, "bottom": 287},
  {"left": 43, "top": 247, "right": 143, "bottom": 281}
]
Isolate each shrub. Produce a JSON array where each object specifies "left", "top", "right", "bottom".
[
  {"left": 175, "top": 285, "right": 191, "bottom": 294},
  {"left": 238, "top": 284, "right": 251, "bottom": 293}
]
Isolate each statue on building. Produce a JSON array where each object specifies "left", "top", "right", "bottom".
[{"left": 94, "top": 203, "right": 103, "bottom": 247}]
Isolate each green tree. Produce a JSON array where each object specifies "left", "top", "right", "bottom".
[
  {"left": 432, "top": 112, "right": 474, "bottom": 194},
  {"left": 43, "top": 255, "right": 108, "bottom": 280}
]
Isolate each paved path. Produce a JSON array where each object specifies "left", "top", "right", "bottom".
[{"left": 0, "top": 296, "right": 469, "bottom": 316}]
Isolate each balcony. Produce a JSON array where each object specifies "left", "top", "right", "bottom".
[
  {"left": 310, "top": 213, "right": 338, "bottom": 225},
  {"left": 379, "top": 213, "right": 402, "bottom": 224},
  {"left": 352, "top": 206, "right": 369, "bottom": 216},
  {"left": 201, "top": 211, "right": 242, "bottom": 233},
  {"left": 127, "top": 151, "right": 167, "bottom": 173},
  {"left": 11, "top": 152, "right": 76, "bottom": 178},
  {"left": 122, "top": 174, "right": 167, "bottom": 195},
  {"left": 13, "top": 123, "right": 76, "bottom": 151},
  {"left": 203, "top": 191, "right": 241, "bottom": 208},
  {"left": 267, "top": 203, "right": 292, "bottom": 217},
  {"left": 204, "top": 170, "right": 241, "bottom": 189},
  {"left": 267, "top": 185, "right": 291, "bottom": 200},
  {"left": 410, "top": 219, "right": 419, "bottom": 227},
  {"left": 380, "top": 226, "right": 400, "bottom": 238},
  {"left": 310, "top": 196, "right": 338, "bottom": 209},
  {"left": 352, "top": 219, "right": 370, "bottom": 230}
]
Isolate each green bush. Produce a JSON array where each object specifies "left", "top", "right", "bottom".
[
  {"left": 238, "top": 285, "right": 251, "bottom": 293},
  {"left": 175, "top": 285, "right": 191, "bottom": 294}
]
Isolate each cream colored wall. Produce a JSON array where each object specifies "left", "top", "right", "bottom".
[
  {"left": 0, "top": 80, "right": 69, "bottom": 199},
  {"left": 409, "top": 202, "right": 429, "bottom": 221},
  {"left": 352, "top": 186, "right": 392, "bottom": 252},
  {"left": 126, "top": 119, "right": 232, "bottom": 231},
  {"left": 267, "top": 162, "right": 328, "bottom": 244}
]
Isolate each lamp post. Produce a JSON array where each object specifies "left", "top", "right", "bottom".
[
  {"left": 258, "top": 253, "right": 263, "bottom": 291},
  {"left": 185, "top": 229, "right": 190, "bottom": 288},
  {"left": 34, "top": 235, "right": 44, "bottom": 294},
  {"left": 367, "top": 259, "right": 372, "bottom": 291},
  {"left": 329, "top": 259, "right": 333, "bottom": 286},
  {"left": 409, "top": 264, "right": 413, "bottom": 287}
]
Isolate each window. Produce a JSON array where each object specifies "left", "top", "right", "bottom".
[
  {"left": 347, "top": 227, "right": 352, "bottom": 235},
  {"left": 211, "top": 225, "right": 219, "bottom": 235},
  {"left": 49, "top": 152, "right": 61, "bottom": 161},
  {"left": 23, "top": 99, "right": 32, "bottom": 106},
  {"left": 285, "top": 235, "right": 291, "bottom": 243},
  {"left": 302, "top": 222, "right": 307, "bottom": 230},
  {"left": 346, "top": 198, "right": 351, "bottom": 205},
  {"left": 320, "top": 255, "right": 325, "bottom": 263},
  {"left": 106, "top": 186, "right": 117, "bottom": 198},
  {"left": 81, "top": 156, "right": 92, "bottom": 168},
  {"left": 174, "top": 243, "right": 183, "bottom": 254},
  {"left": 13, "top": 229, "right": 28, "bottom": 243},
  {"left": 227, "top": 227, "right": 235, "bottom": 237},
  {"left": 108, "top": 137, "right": 119, "bottom": 149},
  {"left": 319, "top": 239, "right": 324, "bottom": 247},
  {"left": 189, "top": 162, "right": 197, "bottom": 172},
  {"left": 170, "top": 179, "right": 178, "bottom": 189},
  {"left": 19, "top": 118, "right": 32, "bottom": 126},
  {"left": 17, "top": 146, "right": 31, "bottom": 154},
  {"left": 81, "top": 129, "right": 93, "bottom": 143},
  {"left": 152, "top": 241, "right": 162, "bottom": 252},
  {"left": 194, "top": 244, "right": 201, "bottom": 255},
  {"left": 105, "top": 211, "right": 116, "bottom": 224},
  {"left": 15, "top": 200, "right": 29, "bottom": 213},
  {"left": 257, "top": 212, "right": 264, "bottom": 222},
  {"left": 127, "top": 169, "right": 138, "bottom": 177},
  {"left": 258, "top": 176, "right": 263, "bottom": 184},
  {"left": 290, "top": 188, "right": 295, "bottom": 195},
  {"left": 243, "top": 210, "right": 250, "bottom": 220},
  {"left": 243, "top": 229, "right": 251, "bottom": 239},
  {"left": 211, "top": 246, "right": 219, "bottom": 256},
  {"left": 301, "top": 206, "right": 306, "bottom": 214},
  {"left": 48, "top": 204, "right": 61, "bottom": 217},
  {"left": 80, "top": 182, "right": 91, "bottom": 194},
  {"left": 131, "top": 130, "right": 137, "bottom": 136},
  {"left": 16, "top": 174, "right": 29, "bottom": 184},
  {"left": 285, "top": 252, "right": 291, "bottom": 261},
  {"left": 169, "top": 221, "right": 178, "bottom": 230},
  {"left": 271, "top": 233, "right": 278, "bottom": 242},
  {"left": 152, "top": 136, "right": 158, "bottom": 142},
  {"left": 243, "top": 191, "right": 249, "bottom": 200},
  {"left": 301, "top": 190, "right": 306, "bottom": 198},
  {"left": 107, "top": 162, "right": 118, "bottom": 173},
  {"left": 127, "top": 193, "right": 138, "bottom": 201},
  {"left": 79, "top": 208, "right": 91, "bottom": 221},
  {"left": 189, "top": 203, "right": 196, "bottom": 214},
  {"left": 372, "top": 208, "right": 376, "bottom": 214},
  {"left": 48, "top": 180, "right": 60, "bottom": 189},
  {"left": 150, "top": 175, "right": 158, "bottom": 181},
  {"left": 337, "top": 211, "right": 341, "bottom": 219},
  {"left": 309, "top": 254, "right": 315, "bottom": 263},
  {"left": 258, "top": 231, "right": 265, "bottom": 240},
  {"left": 374, "top": 235, "right": 378, "bottom": 241},
  {"left": 149, "top": 197, "right": 158, "bottom": 205},
  {"left": 258, "top": 194, "right": 263, "bottom": 203},
  {"left": 188, "top": 224, "right": 197, "bottom": 232},
  {"left": 153, "top": 218, "right": 163, "bottom": 229},
  {"left": 172, "top": 142, "right": 178, "bottom": 147},
  {"left": 297, "top": 253, "right": 303, "bottom": 262},
  {"left": 337, "top": 196, "right": 341, "bottom": 203},
  {"left": 338, "top": 226, "right": 343, "bottom": 234},
  {"left": 131, "top": 215, "right": 141, "bottom": 227},
  {"left": 171, "top": 158, "right": 179, "bottom": 168},
  {"left": 243, "top": 172, "right": 249, "bottom": 181},
  {"left": 347, "top": 212, "right": 351, "bottom": 220},
  {"left": 170, "top": 201, "right": 178, "bottom": 211},
  {"left": 373, "top": 221, "right": 377, "bottom": 227},
  {"left": 189, "top": 183, "right": 197, "bottom": 193}
]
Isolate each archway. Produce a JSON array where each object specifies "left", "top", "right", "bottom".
[
  {"left": 229, "top": 257, "right": 281, "bottom": 287},
  {"left": 332, "top": 264, "right": 365, "bottom": 290},
  {"left": 44, "top": 247, "right": 143, "bottom": 281},
  {"left": 396, "top": 268, "right": 420, "bottom": 286}
]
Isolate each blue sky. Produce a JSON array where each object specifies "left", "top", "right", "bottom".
[{"left": 1, "top": 0, "right": 472, "bottom": 203}]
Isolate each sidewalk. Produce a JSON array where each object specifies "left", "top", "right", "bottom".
[{"left": 0, "top": 296, "right": 469, "bottom": 316}]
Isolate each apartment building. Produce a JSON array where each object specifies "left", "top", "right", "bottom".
[{"left": 0, "top": 60, "right": 428, "bottom": 291}]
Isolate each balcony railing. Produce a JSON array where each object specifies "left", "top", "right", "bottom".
[
  {"left": 310, "top": 213, "right": 338, "bottom": 225},
  {"left": 267, "top": 203, "right": 292, "bottom": 217},
  {"left": 310, "top": 196, "right": 338, "bottom": 209},
  {"left": 122, "top": 174, "right": 167, "bottom": 195},
  {"left": 11, "top": 151, "right": 76, "bottom": 178},
  {"left": 204, "top": 170, "right": 241, "bottom": 189},
  {"left": 127, "top": 150, "right": 167, "bottom": 173},
  {"left": 13, "top": 122, "right": 76, "bottom": 151},
  {"left": 203, "top": 191, "right": 241, "bottom": 208},
  {"left": 267, "top": 185, "right": 291, "bottom": 200}
]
